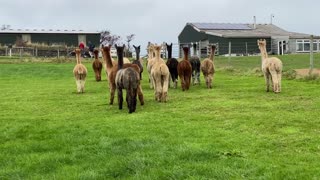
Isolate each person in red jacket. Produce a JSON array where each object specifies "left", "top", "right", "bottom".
[{"left": 79, "top": 42, "right": 85, "bottom": 57}]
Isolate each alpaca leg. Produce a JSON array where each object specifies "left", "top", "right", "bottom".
[
  {"left": 80, "top": 80, "right": 85, "bottom": 93},
  {"left": 161, "top": 76, "right": 169, "bottom": 102},
  {"left": 270, "top": 72, "right": 279, "bottom": 93},
  {"left": 118, "top": 88, "right": 123, "bottom": 110},
  {"left": 174, "top": 79, "right": 178, "bottom": 89},
  {"left": 192, "top": 71, "right": 195, "bottom": 85},
  {"left": 129, "top": 89, "right": 137, "bottom": 113},
  {"left": 155, "top": 79, "right": 162, "bottom": 102},
  {"left": 180, "top": 76, "right": 185, "bottom": 91},
  {"left": 187, "top": 75, "right": 191, "bottom": 90},
  {"left": 277, "top": 73, "right": 282, "bottom": 93},
  {"left": 75, "top": 79, "right": 81, "bottom": 93},
  {"left": 109, "top": 83, "right": 116, "bottom": 105},
  {"left": 208, "top": 74, "right": 213, "bottom": 89},
  {"left": 149, "top": 74, "right": 154, "bottom": 89},
  {"left": 264, "top": 74, "right": 270, "bottom": 92},
  {"left": 137, "top": 84, "right": 144, "bottom": 105}
]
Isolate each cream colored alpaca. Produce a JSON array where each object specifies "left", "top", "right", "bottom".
[
  {"left": 257, "top": 39, "right": 283, "bottom": 93},
  {"left": 73, "top": 49, "right": 88, "bottom": 93},
  {"left": 151, "top": 45, "right": 170, "bottom": 102},
  {"left": 201, "top": 45, "right": 216, "bottom": 88}
]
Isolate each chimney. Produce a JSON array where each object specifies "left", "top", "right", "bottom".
[{"left": 253, "top": 16, "right": 256, "bottom": 29}]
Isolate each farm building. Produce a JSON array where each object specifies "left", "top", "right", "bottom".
[
  {"left": 0, "top": 29, "right": 100, "bottom": 47},
  {"left": 178, "top": 22, "right": 319, "bottom": 57}
]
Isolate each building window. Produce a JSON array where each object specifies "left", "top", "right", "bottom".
[{"left": 297, "top": 39, "right": 320, "bottom": 52}]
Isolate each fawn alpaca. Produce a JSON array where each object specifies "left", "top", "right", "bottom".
[
  {"left": 177, "top": 47, "right": 192, "bottom": 91},
  {"left": 132, "top": 45, "right": 143, "bottom": 80},
  {"left": 201, "top": 44, "right": 216, "bottom": 88},
  {"left": 151, "top": 45, "right": 170, "bottom": 102},
  {"left": 92, "top": 49, "right": 103, "bottom": 81},
  {"left": 257, "top": 39, "right": 282, "bottom": 93},
  {"left": 73, "top": 49, "right": 88, "bottom": 93},
  {"left": 102, "top": 45, "right": 144, "bottom": 105},
  {"left": 166, "top": 43, "right": 179, "bottom": 88},
  {"left": 115, "top": 45, "right": 140, "bottom": 113}
]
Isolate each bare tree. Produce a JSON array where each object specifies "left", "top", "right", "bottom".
[
  {"left": 125, "top": 34, "right": 135, "bottom": 57},
  {"left": 1, "top": 24, "right": 11, "bottom": 30},
  {"left": 100, "top": 30, "right": 121, "bottom": 47}
]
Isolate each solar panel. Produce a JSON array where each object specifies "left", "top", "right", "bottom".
[{"left": 193, "top": 23, "right": 252, "bottom": 30}]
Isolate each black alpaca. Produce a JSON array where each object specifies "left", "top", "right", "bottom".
[
  {"left": 166, "top": 43, "right": 179, "bottom": 88},
  {"left": 132, "top": 45, "right": 143, "bottom": 80},
  {"left": 189, "top": 44, "right": 201, "bottom": 85},
  {"left": 115, "top": 44, "right": 140, "bottom": 113}
]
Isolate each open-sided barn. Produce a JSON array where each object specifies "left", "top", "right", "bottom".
[
  {"left": 178, "top": 23, "right": 318, "bottom": 57},
  {"left": 0, "top": 29, "right": 100, "bottom": 47}
]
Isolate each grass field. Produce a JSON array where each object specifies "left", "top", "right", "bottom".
[{"left": 0, "top": 54, "right": 320, "bottom": 179}]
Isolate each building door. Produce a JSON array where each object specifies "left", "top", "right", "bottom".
[{"left": 78, "top": 35, "right": 86, "bottom": 46}]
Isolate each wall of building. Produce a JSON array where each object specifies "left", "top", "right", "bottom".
[{"left": 0, "top": 34, "right": 21, "bottom": 45}]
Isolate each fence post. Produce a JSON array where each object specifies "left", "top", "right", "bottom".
[
  {"left": 5, "top": 47, "right": 7, "bottom": 56},
  {"left": 245, "top": 42, "right": 248, "bottom": 56},
  {"left": 19, "top": 48, "right": 22, "bottom": 59},
  {"left": 58, "top": 48, "right": 60, "bottom": 59},
  {"left": 309, "top": 35, "right": 314, "bottom": 75},
  {"left": 228, "top": 42, "right": 231, "bottom": 64},
  {"left": 35, "top": 47, "right": 38, "bottom": 57}
]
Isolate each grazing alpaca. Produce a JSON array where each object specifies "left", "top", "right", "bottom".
[
  {"left": 92, "top": 49, "right": 103, "bottom": 81},
  {"left": 115, "top": 45, "right": 140, "bottom": 113},
  {"left": 177, "top": 47, "right": 192, "bottom": 91},
  {"left": 201, "top": 44, "right": 216, "bottom": 88},
  {"left": 73, "top": 49, "right": 88, "bottom": 93},
  {"left": 132, "top": 45, "right": 143, "bottom": 80},
  {"left": 151, "top": 45, "right": 170, "bottom": 102},
  {"left": 166, "top": 43, "right": 179, "bottom": 88},
  {"left": 257, "top": 39, "right": 283, "bottom": 93},
  {"left": 147, "top": 43, "right": 159, "bottom": 89},
  {"left": 102, "top": 45, "right": 144, "bottom": 105},
  {"left": 189, "top": 47, "right": 201, "bottom": 85}
]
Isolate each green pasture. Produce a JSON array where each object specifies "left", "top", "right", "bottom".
[{"left": 0, "top": 54, "right": 320, "bottom": 179}]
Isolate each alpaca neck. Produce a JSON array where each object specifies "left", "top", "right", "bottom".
[
  {"left": 76, "top": 53, "right": 81, "bottom": 64},
  {"left": 183, "top": 50, "right": 189, "bottom": 60},
  {"left": 167, "top": 48, "right": 172, "bottom": 59},
  {"left": 117, "top": 50, "right": 124, "bottom": 70},
  {"left": 209, "top": 47, "right": 216, "bottom": 61},
  {"left": 155, "top": 50, "right": 161, "bottom": 60},
  {"left": 136, "top": 52, "right": 140, "bottom": 61},
  {"left": 103, "top": 49, "right": 113, "bottom": 69},
  {"left": 260, "top": 46, "right": 268, "bottom": 60},
  {"left": 94, "top": 51, "right": 99, "bottom": 60}
]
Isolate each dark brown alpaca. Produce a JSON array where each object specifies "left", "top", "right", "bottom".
[
  {"left": 132, "top": 45, "right": 143, "bottom": 80},
  {"left": 92, "top": 49, "right": 103, "bottom": 81},
  {"left": 177, "top": 47, "right": 192, "bottom": 91},
  {"left": 166, "top": 43, "right": 179, "bottom": 88},
  {"left": 102, "top": 46, "right": 144, "bottom": 106},
  {"left": 189, "top": 44, "right": 201, "bottom": 85},
  {"left": 201, "top": 45, "right": 216, "bottom": 88},
  {"left": 73, "top": 49, "right": 87, "bottom": 93},
  {"left": 115, "top": 45, "right": 140, "bottom": 113}
]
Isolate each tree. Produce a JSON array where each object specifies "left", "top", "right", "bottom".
[
  {"left": 1, "top": 24, "right": 11, "bottom": 30},
  {"left": 100, "top": 30, "right": 121, "bottom": 47},
  {"left": 125, "top": 34, "right": 135, "bottom": 57}
]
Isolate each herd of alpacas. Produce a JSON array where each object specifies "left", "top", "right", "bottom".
[{"left": 74, "top": 39, "right": 282, "bottom": 113}]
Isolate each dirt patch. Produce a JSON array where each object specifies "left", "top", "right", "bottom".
[{"left": 294, "top": 69, "right": 320, "bottom": 78}]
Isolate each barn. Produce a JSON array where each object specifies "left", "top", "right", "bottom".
[
  {"left": 0, "top": 29, "right": 100, "bottom": 47},
  {"left": 178, "top": 23, "right": 318, "bottom": 57}
]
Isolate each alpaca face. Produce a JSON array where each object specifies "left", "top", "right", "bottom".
[{"left": 257, "top": 39, "right": 266, "bottom": 49}]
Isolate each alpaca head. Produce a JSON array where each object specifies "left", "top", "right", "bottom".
[
  {"left": 210, "top": 44, "right": 217, "bottom": 52},
  {"left": 257, "top": 39, "right": 267, "bottom": 49},
  {"left": 93, "top": 49, "right": 99, "bottom": 59},
  {"left": 133, "top": 45, "right": 140, "bottom": 55},
  {"left": 182, "top": 46, "right": 189, "bottom": 60},
  {"left": 153, "top": 45, "right": 162, "bottom": 57},
  {"left": 115, "top": 44, "right": 125, "bottom": 58}
]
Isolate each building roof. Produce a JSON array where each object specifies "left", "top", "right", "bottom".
[
  {"left": 188, "top": 23, "right": 311, "bottom": 39},
  {"left": 0, "top": 29, "right": 100, "bottom": 34}
]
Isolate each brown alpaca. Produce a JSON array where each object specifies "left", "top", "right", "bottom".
[
  {"left": 150, "top": 45, "right": 170, "bottom": 102},
  {"left": 257, "top": 39, "right": 283, "bottom": 93},
  {"left": 101, "top": 46, "right": 117, "bottom": 80},
  {"left": 201, "top": 45, "right": 216, "bottom": 88},
  {"left": 73, "top": 49, "right": 88, "bottom": 93},
  {"left": 178, "top": 47, "right": 192, "bottom": 91},
  {"left": 92, "top": 49, "right": 103, "bottom": 81},
  {"left": 102, "top": 46, "right": 144, "bottom": 105}
]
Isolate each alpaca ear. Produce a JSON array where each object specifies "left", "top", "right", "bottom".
[
  {"left": 138, "top": 45, "right": 140, "bottom": 49},
  {"left": 170, "top": 43, "right": 172, "bottom": 46},
  {"left": 133, "top": 45, "right": 136, "bottom": 49},
  {"left": 108, "top": 44, "right": 112, "bottom": 48},
  {"left": 115, "top": 44, "right": 118, "bottom": 49}
]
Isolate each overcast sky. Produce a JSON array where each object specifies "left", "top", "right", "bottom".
[{"left": 1, "top": 0, "right": 319, "bottom": 54}]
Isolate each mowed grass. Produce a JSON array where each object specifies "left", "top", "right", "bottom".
[{"left": 0, "top": 54, "right": 320, "bottom": 179}]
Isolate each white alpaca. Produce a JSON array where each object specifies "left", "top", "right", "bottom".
[{"left": 257, "top": 39, "right": 283, "bottom": 93}]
